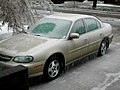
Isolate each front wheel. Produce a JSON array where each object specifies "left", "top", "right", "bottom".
[
  {"left": 43, "top": 56, "right": 62, "bottom": 81},
  {"left": 98, "top": 40, "right": 108, "bottom": 56}
]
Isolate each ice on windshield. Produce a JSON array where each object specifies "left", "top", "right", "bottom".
[
  {"left": 29, "top": 18, "right": 72, "bottom": 39},
  {"left": 32, "top": 23, "right": 56, "bottom": 34}
]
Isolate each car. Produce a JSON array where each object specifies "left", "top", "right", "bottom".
[{"left": 0, "top": 13, "right": 113, "bottom": 81}]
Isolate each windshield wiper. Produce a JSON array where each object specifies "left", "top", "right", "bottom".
[
  {"left": 36, "top": 34, "right": 41, "bottom": 36},
  {"left": 35, "top": 34, "right": 45, "bottom": 37}
]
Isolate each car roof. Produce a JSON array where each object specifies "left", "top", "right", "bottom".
[{"left": 45, "top": 13, "right": 95, "bottom": 21}]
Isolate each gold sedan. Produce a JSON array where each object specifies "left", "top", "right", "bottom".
[{"left": 0, "top": 13, "right": 113, "bottom": 81}]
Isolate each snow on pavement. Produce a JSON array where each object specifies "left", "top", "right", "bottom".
[{"left": 91, "top": 72, "right": 120, "bottom": 90}]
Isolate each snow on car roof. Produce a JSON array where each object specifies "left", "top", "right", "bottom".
[{"left": 45, "top": 13, "right": 94, "bottom": 21}]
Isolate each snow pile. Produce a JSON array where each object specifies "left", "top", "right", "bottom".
[{"left": 97, "top": 4, "right": 120, "bottom": 7}]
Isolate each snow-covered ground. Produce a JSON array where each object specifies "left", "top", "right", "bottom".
[
  {"left": 0, "top": 22, "right": 12, "bottom": 34},
  {"left": 97, "top": 4, "right": 120, "bottom": 7},
  {"left": 0, "top": 22, "right": 29, "bottom": 41},
  {"left": 0, "top": 22, "right": 13, "bottom": 41}
]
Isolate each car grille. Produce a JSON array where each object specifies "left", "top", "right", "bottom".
[{"left": 0, "top": 54, "right": 13, "bottom": 62}]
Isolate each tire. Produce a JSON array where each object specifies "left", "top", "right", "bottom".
[
  {"left": 98, "top": 39, "right": 108, "bottom": 56},
  {"left": 43, "top": 55, "right": 62, "bottom": 81}
]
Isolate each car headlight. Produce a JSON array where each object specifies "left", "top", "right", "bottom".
[{"left": 13, "top": 56, "right": 34, "bottom": 63}]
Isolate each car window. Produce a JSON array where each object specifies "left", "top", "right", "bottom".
[
  {"left": 72, "top": 19, "right": 86, "bottom": 35},
  {"left": 96, "top": 19, "right": 101, "bottom": 28},
  {"left": 32, "top": 23, "right": 56, "bottom": 34},
  {"left": 28, "top": 18, "right": 72, "bottom": 39},
  {"left": 84, "top": 18, "right": 101, "bottom": 32}
]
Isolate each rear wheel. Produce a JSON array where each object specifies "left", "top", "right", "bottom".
[
  {"left": 98, "top": 39, "right": 108, "bottom": 56},
  {"left": 43, "top": 55, "right": 62, "bottom": 81}
]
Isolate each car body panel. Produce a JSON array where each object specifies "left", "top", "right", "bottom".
[
  {"left": 67, "top": 33, "right": 88, "bottom": 63},
  {"left": 0, "top": 33, "right": 48, "bottom": 55}
]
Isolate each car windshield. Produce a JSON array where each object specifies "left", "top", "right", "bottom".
[{"left": 28, "top": 18, "right": 72, "bottom": 39}]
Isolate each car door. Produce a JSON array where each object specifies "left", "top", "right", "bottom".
[
  {"left": 83, "top": 18, "right": 103, "bottom": 54},
  {"left": 66, "top": 19, "right": 88, "bottom": 63}
]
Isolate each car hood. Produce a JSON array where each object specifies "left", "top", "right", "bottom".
[{"left": 0, "top": 33, "right": 56, "bottom": 56}]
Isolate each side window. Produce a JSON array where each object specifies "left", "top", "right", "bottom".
[
  {"left": 72, "top": 20, "right": 86, "bottom": 35},
  {"left": 84, "top": 18, "right": 100, "bottom": 32}
]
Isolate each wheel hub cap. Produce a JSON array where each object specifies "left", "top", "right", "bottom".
[
  {"left": 101, "top": 42, "right": 107, "bottom": 55},
  {"left": 48, "top": 60, "right": 60, "bottom": 78}
]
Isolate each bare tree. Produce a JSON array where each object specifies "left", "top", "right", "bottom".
[
  {"left": 0, "top": 0, "right": 33, "bottom": 33},
  {"left": 0, "top": 0, "right": 53, "bottom": 34}
]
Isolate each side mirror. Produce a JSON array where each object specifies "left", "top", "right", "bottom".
[{"left": 70, "top": 33, "right": 80, "bottom": 40}]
